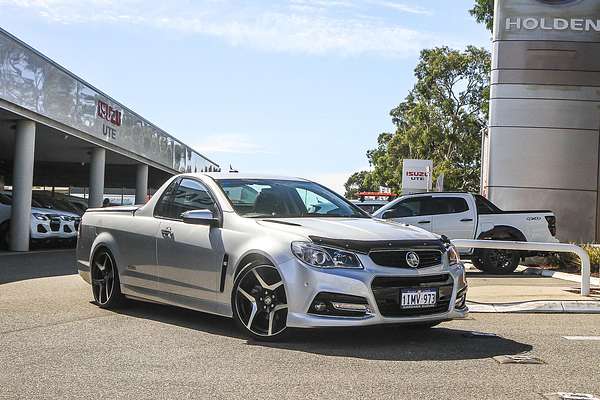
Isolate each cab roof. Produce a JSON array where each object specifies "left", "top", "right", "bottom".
[{"left": 189, "top": 172, "right": 311, "bottom": 182}]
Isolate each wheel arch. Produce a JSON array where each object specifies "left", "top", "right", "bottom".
[
  {"left": 233, "top": 251, "right": 276, "bottom": 280},
  {"left": 477, "top": 225, "right": 526, "bottom": 242},
  {"left": 89, "top": 231, "right": 122, "bottom": 275}
]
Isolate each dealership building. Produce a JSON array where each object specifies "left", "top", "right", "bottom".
[
  {"left": 0, "top": 28, "right": 219, "bottom": 251},
  {"left": 482, "top": 0, "right": 600, "bottom": 243}
]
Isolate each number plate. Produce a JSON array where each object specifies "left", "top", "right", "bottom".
[{"left": 400, "top": 288, "right": 437, "bottom": 309}]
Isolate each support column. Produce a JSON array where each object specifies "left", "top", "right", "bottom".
[
  {"left": 10, "top": 120, "right": 36, "bottom": 252},
  {"left": 88, "top": 147, "right": 106, "bottom": 208},
  {"left": 135, "top": 164, "right": 149, "bottom": 205}
]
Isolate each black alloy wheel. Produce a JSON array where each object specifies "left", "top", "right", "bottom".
[
  {"left": 232, "top": 263, "right": 289, "bottom": 341},
  {"left": 91, "top": 249, "right": 125, "bottom": 308},
  {"left": 472, "top": 249, "right": 520, "bottom": 274}
]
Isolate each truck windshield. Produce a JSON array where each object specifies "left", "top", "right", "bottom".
[{"left": 216, "top": 179, "right": 368, "bottom": 219}]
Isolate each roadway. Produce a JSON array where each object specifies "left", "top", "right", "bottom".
[{"left": 1, "top": 250, "right": 599, "bottom": 399}]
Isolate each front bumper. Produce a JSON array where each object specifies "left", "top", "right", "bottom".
[
  {"left": 278, "top": 256, "right": 468, "bottom": 328},
  {"left": 29, "top": 218, "right": 78, "bottom": 240}
]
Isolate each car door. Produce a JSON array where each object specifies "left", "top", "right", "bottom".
[
  {"left": 385, "top": 196, "right": 434, "bottom": 232},
  {"left": 155, "top": 178, "right": 225, "bottom": 305},
  {"left": 429, "top": 196, "right": 475, "bottom": 240}
]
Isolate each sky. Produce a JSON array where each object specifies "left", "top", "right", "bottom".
[{"left": 0, "top": 0, "right": 490, "bottom": 194}]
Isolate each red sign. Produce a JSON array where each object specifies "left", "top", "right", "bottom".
[
  {"left": 406, "top": 171, "right": 428, "bottom": 177},
  {"left": 97, "top": 100, "right": 122, "bottom": 126}
]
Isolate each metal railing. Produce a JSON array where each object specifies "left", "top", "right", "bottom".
[{"left": 451, "top": 239, "right": 591, "bottom": 296}]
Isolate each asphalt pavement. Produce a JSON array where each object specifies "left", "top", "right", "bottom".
[{"left": 1, "top": 250, "right": 600, "bottom": 400}]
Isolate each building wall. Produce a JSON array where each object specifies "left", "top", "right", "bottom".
[
  {"left": 0, "top": 28, "right": 218, "bottom": 175},
  {"left": 483, "top": 0, "right": 600, "bottom": 242}
]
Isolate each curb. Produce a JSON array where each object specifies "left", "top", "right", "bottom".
[
  {"left": 467, "top": 300, "right": 600, "bottom": 313},
  {"left": 523, "top": 267, "right": 600, "bottom": 287}
]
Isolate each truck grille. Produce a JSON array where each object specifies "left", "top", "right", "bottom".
[
  {"left": 369, "top": 250, "right": 442, "bottom": 268},
  {"left": 49, "top": 219, "right": 60, "bottom": 232},
  {"left": 371, "top": 274, "right": 453, "bottom": 317}
]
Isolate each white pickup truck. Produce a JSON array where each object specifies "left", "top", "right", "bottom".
[{"left": 373, "top": 193, "right": 557, "bottom": 274}]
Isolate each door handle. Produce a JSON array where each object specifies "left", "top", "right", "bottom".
[
  {"left": 460, "top": 218, "right": 473, "bottom": 222},
  {"left": 418, "top": 220, "right": 431, "bottom": 224},
  {"left": 161, "top": 227, "right": 174, "bottom": 239}
]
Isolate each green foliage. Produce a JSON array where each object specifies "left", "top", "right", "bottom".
[
  {"left": 363, "top": 46, "right": 491, "bottom": 193},
  {"left": 470, "top": 0, "right": 494, "bottom": 32},
  {"left": 544, "top": 244, "right": 600, "bottom": 277},
  {"left": 549, "top": 244, "right": 600, "bottom": 274},
  {"left": 344, "top": 170, "right": 378, "bottom": 199}
]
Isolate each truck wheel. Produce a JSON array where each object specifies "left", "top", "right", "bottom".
[{"left": 472, "top": 249, "right": 520, "bottom": 274}]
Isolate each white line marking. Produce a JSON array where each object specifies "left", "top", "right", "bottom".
[{"left": 562, "top": 336, "right": 600, "bottom": 341}]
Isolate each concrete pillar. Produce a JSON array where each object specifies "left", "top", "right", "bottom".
[
  {"left": 88, "top": 147, "right": 106, "bottom": 208},
  {"left": 10, "top": 120, "right": 36, "bottom": 252},
  {"left": 135, "top": 164, "right": 149, "bottom": 204}
]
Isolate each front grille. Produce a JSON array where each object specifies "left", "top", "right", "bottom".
[
  {"left": 369, "top": 250, "right": 442, "bottom": 268},
  {"left": 49, "top": 220, "right": 60, "bottom": 232},
  {"left": 371, "top": 274, "right": 453, "bottom": 317}
]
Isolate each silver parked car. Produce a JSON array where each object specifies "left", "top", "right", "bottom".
[{"left": 76, "top": 173, "right": 468, "bottom": 340}]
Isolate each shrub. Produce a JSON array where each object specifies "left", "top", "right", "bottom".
[{"left": 546, "top": 244, "right": 600, "bottom": 274}]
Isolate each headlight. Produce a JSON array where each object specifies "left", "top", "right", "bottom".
[
  {"left": 448, "top": 245, "right": 460, "bottom": 265},
  {"left": 291, "top": 242, "right": 363, "bottom": 269},
  {"left": 32, "top": 213, "right": 49, "bottom": 221}
]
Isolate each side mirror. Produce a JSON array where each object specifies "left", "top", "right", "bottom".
[
  {"left": 181, "top": 210, "right": 219, "bottom": 227},
  {"left": 381, "top": 210, "right": 396, "bottom": 219}
]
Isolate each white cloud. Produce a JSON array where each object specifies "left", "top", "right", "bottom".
[
  {"left": 193, "top": 134, "right": 268, "bottom": 155},
  {"left": 0, "top": 0, "right": 441, "bottom": 57},
  {"left": 368, "top": 0, "right": 431, "bottom": 16}
]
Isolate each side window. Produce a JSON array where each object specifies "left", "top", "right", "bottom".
[
  {"left": 154, "top": 179, "right": 179, "bottom": 218},
  {"left": 170, "top": 178, "right": 217, "bottom": 219},
  {"left": 389, "top": 197, "right": 431, "bottom": 217},
  {"left": 430, "top": 197, "right": 469, "bottom": 215}
]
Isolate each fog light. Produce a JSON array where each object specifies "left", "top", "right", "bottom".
[
  {"left": 331, "top": 302, "right": 370, "bottom": 313},
  {"left": 309, "top": 292, "right": 370, "bottom": 317}
]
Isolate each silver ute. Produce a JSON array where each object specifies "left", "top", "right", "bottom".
[{"left": 76, "top": 173, "right": 468, "bottom": 340}]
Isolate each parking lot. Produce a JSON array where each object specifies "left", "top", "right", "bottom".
[{"left": 1, "top": 250, "right": 599, "bottom": 400}]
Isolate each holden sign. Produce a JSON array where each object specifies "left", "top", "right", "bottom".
[
  {"left": 401, "top": 159, "right": 433, "bottom": 194},
  {"left": 496, "top": 0, "right": 600, "bottom": 42}
]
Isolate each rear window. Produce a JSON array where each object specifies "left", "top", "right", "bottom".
[{"left": 474, "top": 195, "right": 502, "bottom": 214}]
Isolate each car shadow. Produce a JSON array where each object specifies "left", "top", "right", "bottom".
[
  {"left": 114, "top": 300, "right": 532, "bottom": 362},
  {"left": 0, "top": 249, "right": 76, "bottom": 284}
]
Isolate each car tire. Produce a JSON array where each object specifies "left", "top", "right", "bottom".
[
  {"left": 232, "top": 261, "right": 290, "bottom": 341},
  {"left": 472, "top": 249, "right": 520, "bottom": 274},
  {"left": 0, "top": 221, "right": 9, "bottom": 250},
  {"left": 91, "top": 248, "right": 126, "bottom": 309}
]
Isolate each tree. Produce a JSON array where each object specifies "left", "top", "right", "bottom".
[
  {"left": 344, "top": 170, "right": 377, "bottom": 199},
  {"left": 366, "top": 46, "right": 491, "bottom": 193},
  {"left": 470, "top": 0, "right": 494, "bottom": 33}
]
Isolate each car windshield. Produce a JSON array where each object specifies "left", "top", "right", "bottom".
[
  {"left": 217, "top": 179, "right": 368, "bottom": 218},
  {"left": 32, "top": 193, "right": 80, "bottom": 214}
]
